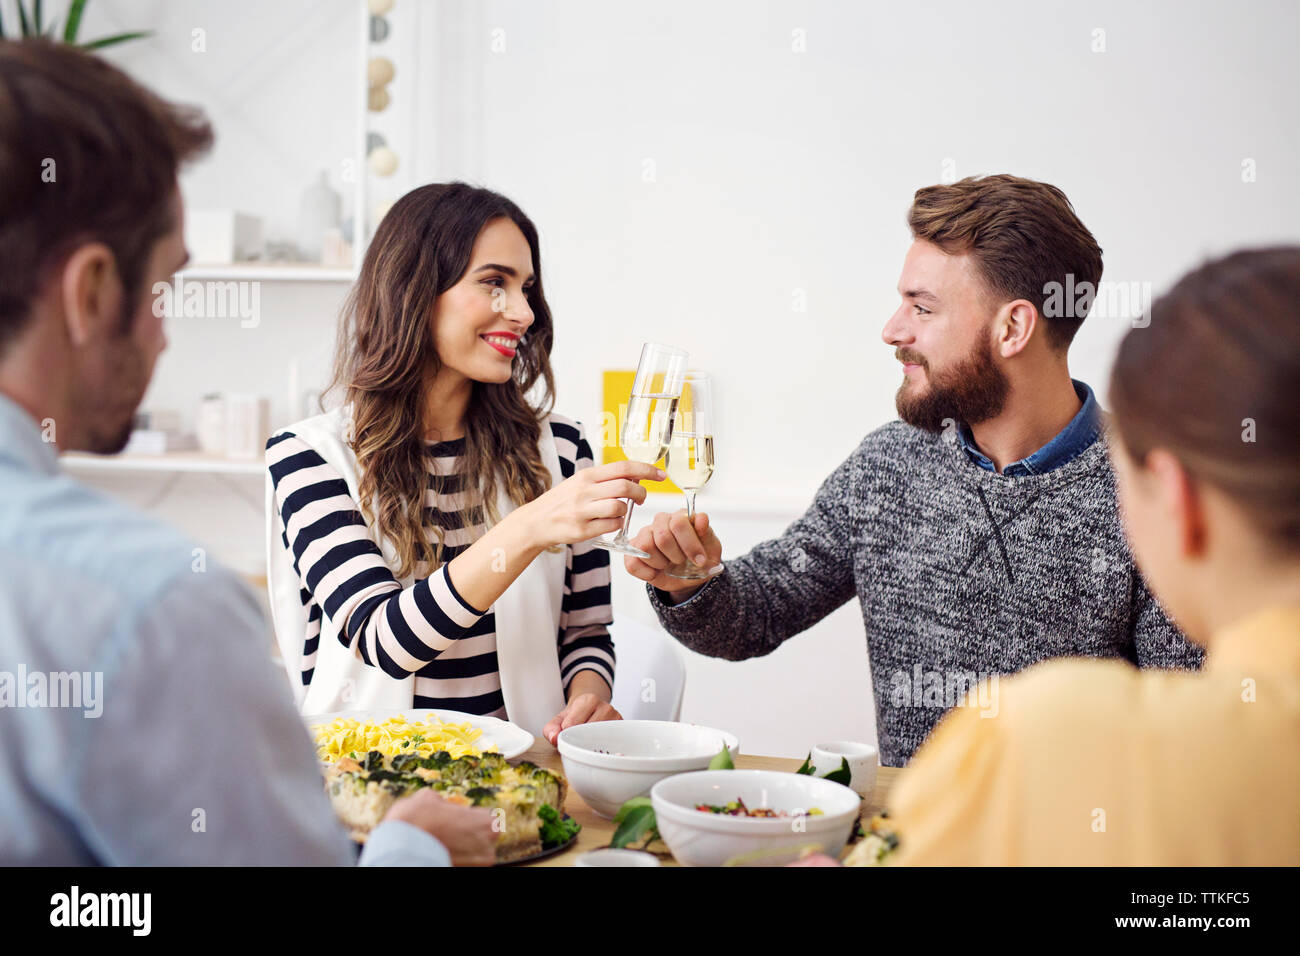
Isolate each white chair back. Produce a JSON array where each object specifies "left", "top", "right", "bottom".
[{"left": 610, "top": 617, "right": 686, "bottom": 722}]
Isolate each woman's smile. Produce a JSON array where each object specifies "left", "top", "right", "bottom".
[{"left": 481, "top": 332, "right": 519, "bottom": 357}]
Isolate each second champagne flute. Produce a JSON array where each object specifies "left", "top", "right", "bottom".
[{"left": 664, "top": 371, "right": 723, "bottom": 579}]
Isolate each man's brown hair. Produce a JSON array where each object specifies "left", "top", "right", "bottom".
[
  {"left": 907, "top": 174, "right": 1103, "bottom": 350},
  {"left": 0, "top": 38, "right": 212, "bottom": 351}
]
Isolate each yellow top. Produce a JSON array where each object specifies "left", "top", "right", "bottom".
[{"left": 849, "top": 606, "right": 1300, "bottom": 866}]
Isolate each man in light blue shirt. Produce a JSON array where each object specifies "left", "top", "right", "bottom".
[{"left": 0, "top": 38, "right": 491, "bottom": 866}]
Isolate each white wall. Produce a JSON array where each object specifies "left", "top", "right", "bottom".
[
  {"left": 423, "top": 0, "right": 1300, "bottom": 502},
  {"left": 91, "top": 0, "right": 360, "bottom": 248},
  {"left": 75, "top": 0, "right": 1300, "bottom": 758}
]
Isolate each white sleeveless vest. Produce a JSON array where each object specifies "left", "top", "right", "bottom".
[{"left": 265, "top": 405, "right": 567, "bottom": 739}]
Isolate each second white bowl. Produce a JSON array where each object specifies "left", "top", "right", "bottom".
[
  {"left": 651, "top": 769, "right": 862, "bottom": 866},
  {"left": 556, "top": 720, "right": 740, "bottom": 819}
]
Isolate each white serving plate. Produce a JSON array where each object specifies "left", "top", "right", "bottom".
[
  {"left": 306, "top": 707, "right": 534, "bottom": 760},
  {"left": 651, "top": 769, "right": 861, "bottom": 867},
  {"left": 556, "top": 720, "right": 740, "bottom": 819}
]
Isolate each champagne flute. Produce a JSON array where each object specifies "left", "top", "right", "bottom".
[
  {"left": 664, "top": 372, "right": 724, "bottom": 579},
  {"left": 591, "top": 342, "right": 689, "bottom": 557}
]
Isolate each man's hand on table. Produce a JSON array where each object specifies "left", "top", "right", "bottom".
[{"left": 383, "top": 790, "right": 498, "bottom": 866}]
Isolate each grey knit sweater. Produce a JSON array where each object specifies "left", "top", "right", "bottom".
[{"left": 648, "top": 420, "right": 1205, "bottom": 767}]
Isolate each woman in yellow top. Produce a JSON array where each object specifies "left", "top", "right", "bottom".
[{"left": 849, "top": 246, "right": 1300, "bottom": 866}]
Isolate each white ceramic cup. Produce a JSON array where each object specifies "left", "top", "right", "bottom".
[{"left": 810, "top": 741, "right": 878, "bottom": 800}]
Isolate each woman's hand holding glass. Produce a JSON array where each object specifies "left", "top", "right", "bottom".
[
  {"left": 447, "top": 458, "right": 666, "bottom": 646},
  {"left": 520, "top": 460, "right": 666, "bottom": 549}
]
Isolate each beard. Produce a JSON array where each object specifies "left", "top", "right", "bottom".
[
  {"left": 74, "top": 337, "right": 151, "bottom": 455},
  {"left": 895, "top": 333, "right": 1010, "bottom": 434},
  {"left": 92, "top": 413, "right": 138, "bottom": 455}
]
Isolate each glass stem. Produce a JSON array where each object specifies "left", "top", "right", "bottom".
[
  {"left": 618, "top": 497, "right": 637, "bottom": 542},
  {"left": 683, "top": 489, "right": 699, "bottom": 569}
]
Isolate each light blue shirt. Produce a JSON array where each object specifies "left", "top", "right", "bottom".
[{"left": 0, "top": 393, "right": 448, "bottom": 866}]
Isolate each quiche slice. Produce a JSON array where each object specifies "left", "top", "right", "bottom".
[{"left": 324, "top": 750, "right": 571, "bottom": 863}]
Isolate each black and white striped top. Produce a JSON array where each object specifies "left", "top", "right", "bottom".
[{"left": 265, "top": 414, "right": 615, "bottom": 717}]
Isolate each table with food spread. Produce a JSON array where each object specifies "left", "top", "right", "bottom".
[
  {"left": 311, "top": 709, "right": 897, "bottom": 867},
  {"left": 515, "top": 741, "right": 901, "bottom": 867}
]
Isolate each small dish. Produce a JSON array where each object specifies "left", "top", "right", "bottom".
[{"left": 811, "top": 740, "right": 878, "bottom": 799}]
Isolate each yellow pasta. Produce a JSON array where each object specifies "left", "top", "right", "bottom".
[{"left": 311, "top": 713, "right": 498, "bottom": 764}]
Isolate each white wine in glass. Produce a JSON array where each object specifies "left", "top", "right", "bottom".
[
  {"left": 664, "top": 372, "right": 723, "bottom": 580},
  {"left": 665, "top": 433, "right": 714, "bottom": 489},
  {"left": 620, "top": 393, "right": 678, "bottom": 467},
  {"left": 591, "top": 343, "right": 689, "bottom": 557}
]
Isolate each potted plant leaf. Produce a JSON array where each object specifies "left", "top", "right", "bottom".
[{"left": 0, "top": 0, "right": 150, "bottom": 50}]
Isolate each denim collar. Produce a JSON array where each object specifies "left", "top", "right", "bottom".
[{"left": 956, "top": 379, "right": 1101, "bottom": 477}]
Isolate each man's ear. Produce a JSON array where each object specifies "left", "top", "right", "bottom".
[
  {"left": 1146, "top": 448, "right": 1208, "bottom": 558},
  {"left": 996, "top": 299, "right": 1038, "bottom": 358},
  {"left": 59, "top": 242, "right": 121, "bottom": 347}
]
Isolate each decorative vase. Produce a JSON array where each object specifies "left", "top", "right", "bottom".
[{"left": 297, "top": 170, "right": 342, "bottom": 263}]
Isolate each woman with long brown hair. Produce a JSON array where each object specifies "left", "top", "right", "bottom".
[
  {"left": 265, "top": 183, "right": 661, "bottom": 743},
  {"left": 836, "top": 246, "right": 1300, "bottom": 865}
]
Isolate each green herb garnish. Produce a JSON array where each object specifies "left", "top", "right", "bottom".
[
  {"left": 823, "top": 756, "right": 852, "bottom": 786},
  {"left": 538, "top": 803, "right": 581, "bottom": 848},
  {"left": 609, "top": 797, "right": 659, "bottom": 850},
  {"left": 796, "top": 752, "right": 853, "bottom": 785},
  {"left": 708, "top": 743, "right": 735, "bottom": 770}
]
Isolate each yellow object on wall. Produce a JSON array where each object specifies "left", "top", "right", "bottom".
[{"left": 600, "top": 370, "right": 679, "bottom": 494}]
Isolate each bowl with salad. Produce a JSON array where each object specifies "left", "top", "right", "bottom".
[{"left": 650, "top": 769, "right": 861, "bottom": 866}]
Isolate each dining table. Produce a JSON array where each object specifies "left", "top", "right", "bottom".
[{"left": 514, "top": 740, "right": 901, "bottom": 867}]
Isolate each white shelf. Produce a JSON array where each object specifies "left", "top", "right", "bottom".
[
  {"left": 177, "top": 264, "right": 356, "bottom": 283},
  {"left": 61, "top": 452, "right": 264, "bottom": 476}
]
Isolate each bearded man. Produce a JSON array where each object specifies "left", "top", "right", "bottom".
[{"left": 623, "top": 174, "right": 1204, "bottom": 766}]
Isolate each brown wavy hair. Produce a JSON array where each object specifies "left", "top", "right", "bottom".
[
  {"left": 328, "top": 183, "right": 558, "bottom": 580},
  {"left": 908, "top": 174, "right": 1103, "bottom": 350}
]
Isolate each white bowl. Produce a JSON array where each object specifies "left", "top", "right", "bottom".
[
  {"left": 556, "top": 720, "right": 740, "bottom": 819},
  {"left": 650, "top": 769, "right": 861, "bottom": 867}
]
